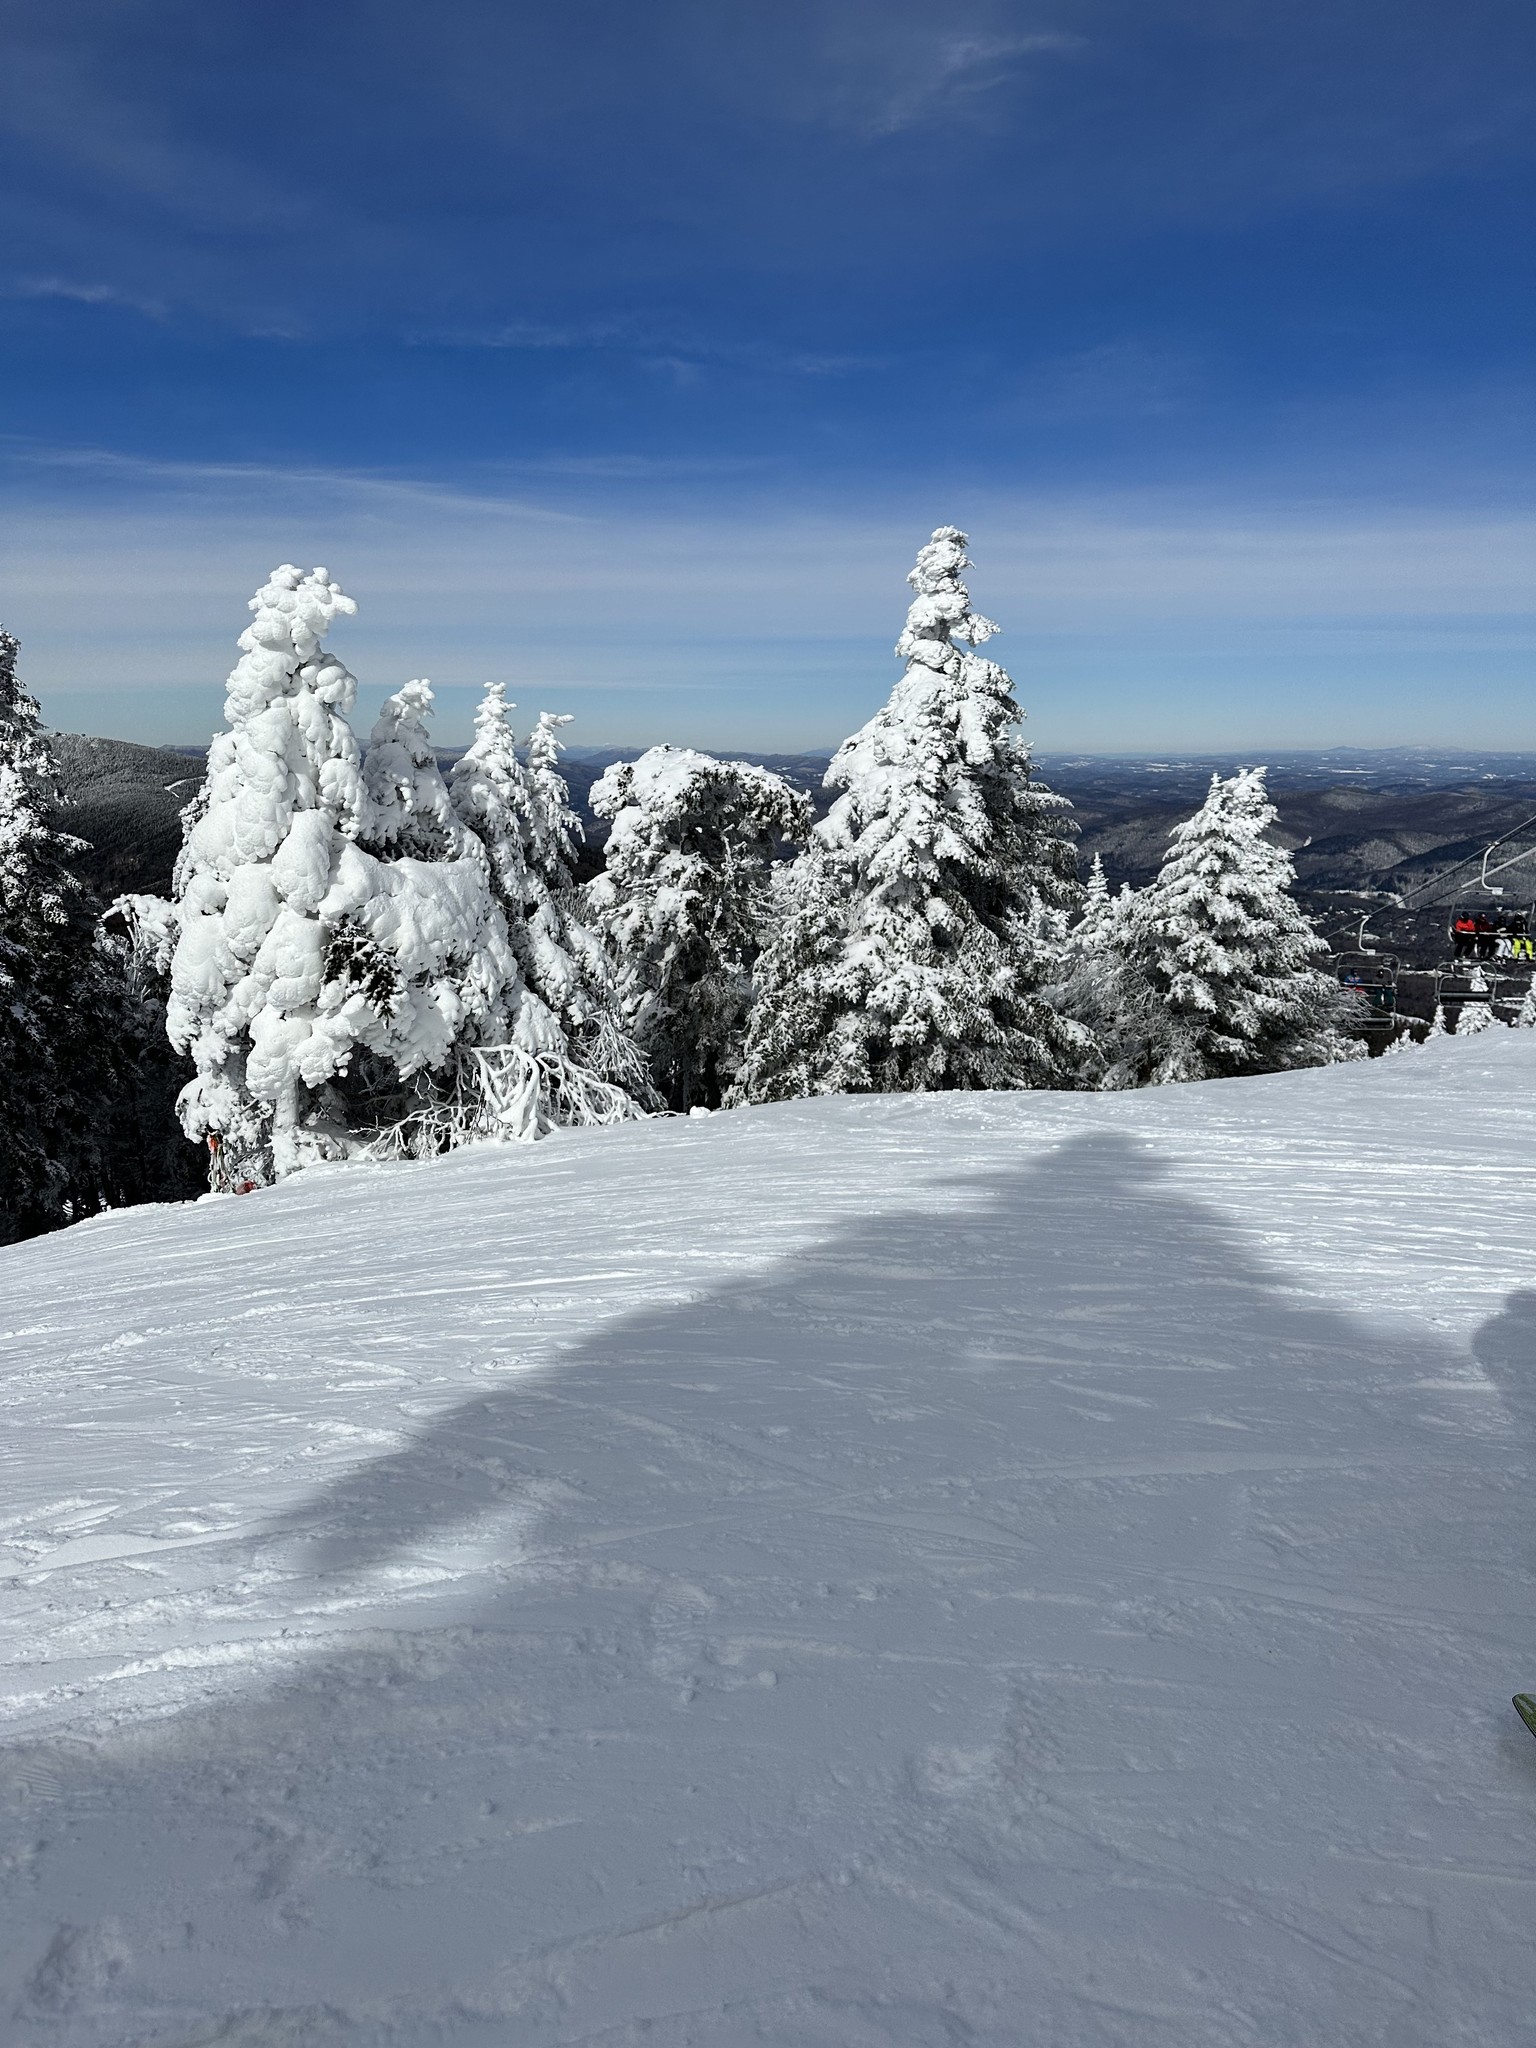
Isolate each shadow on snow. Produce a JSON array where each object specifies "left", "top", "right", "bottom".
[{"left": 3, "top": 1129, "right": 1534, "bottom": 2046}]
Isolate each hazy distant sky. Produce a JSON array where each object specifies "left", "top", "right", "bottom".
[{"left": 1, "top": 0, "right": 1531, "bottom": 751}]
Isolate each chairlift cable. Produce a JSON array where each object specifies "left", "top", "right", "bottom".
[{"left": 1393, "top": 808, "right": 1536, "bottom": 909}]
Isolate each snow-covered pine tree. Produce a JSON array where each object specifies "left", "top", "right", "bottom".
[
  {"left": 168, "top": 566, "right": 375, "bottom": 1181},
  {"left": 1053, "top": 875, "right": 1166, "bottom": 1091},
  {"left": 169, "top": 571, "right": 532, "bottom": 1181},
  {"left": 0, "top": 626, "right": 130, "bottom": 1238},
  {"left": 1456, "top": 996, "right": 1497, "bottom": 1034},
  {"left": 1109, "top": 767, "right": 1362, "bottom": 1085},
  {"left": 729, "top": 836, "right": 852, "bottom": 1104},
  {"left": 1516, "top": 983, "right": 1536, "bottom": 1030},
  {"left": 1075, "top": 852, "right": 1113, "bottom": 952},
  {"left": 451, "top": 690, "right": 653, "bottom": 1105},
  {"left": 742, "top": 526, "right": 1086, "bottom": 1100},
  {"left": 171, "top": 578, "right": 637, "bottom": 1183},
  {"left": 1428, "top": 1002, "right": 1449, "bottom": 1037},
  {"left": 447, "top": 680, "right": 532, "bottom": 919},
  {"left": 589, "top": 746, "right": 811, "bottom": 1110},
  {"left": 524, "top": 712, "right": 582, "bottom": 890},
  {"left": 356, "top": 674, "right": 643, "bottom": 1142},
  {"left": 362, "top": 677, "right": 473, "bottom": 861}
]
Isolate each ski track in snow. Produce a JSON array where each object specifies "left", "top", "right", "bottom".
[{"left": 1, "top": 1035, "right": 1534, "bottom": 2045}]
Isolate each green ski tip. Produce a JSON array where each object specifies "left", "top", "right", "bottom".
[{"left": 1515, "top": 1695, "right": 1536, "bottom": 1739}]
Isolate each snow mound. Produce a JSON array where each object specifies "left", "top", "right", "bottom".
[{"left": 2, "top": 1035, "right": 1534, "bottom": 2044}]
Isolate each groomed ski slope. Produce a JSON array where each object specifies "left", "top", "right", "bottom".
[{"left": 2, "top": 1036, "right": 1534, "bottom": 2047}]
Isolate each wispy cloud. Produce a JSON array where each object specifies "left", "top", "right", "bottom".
[
  {"left": 4, "top": 443, "right": 1531, "bottom": 752},
  {"left": 860, "top": 31, "right": 1085, "bottom": 138},
  {"left": 7, "top": 274, "right": 167, "bottom": 319},
  {"left": 0, "top": 439, "right": 585, "bottom": 525},
  {"left": 413, "top": 316, "right": 880, "bottom": 379}
]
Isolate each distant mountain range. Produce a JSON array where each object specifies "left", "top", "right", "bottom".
[{"left": 49, "top": 735, "right": 1536, "bottom": 975}]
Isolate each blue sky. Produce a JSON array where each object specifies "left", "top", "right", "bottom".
[{"left": 1, "top": 0, "right": 1531, "bottom": 751}]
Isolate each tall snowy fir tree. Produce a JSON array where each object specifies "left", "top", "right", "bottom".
[
  {"left": 0, "top": 628, "right": 193, "bottom": 1238},
  {"left": 1103, "top": 768, "right": 1362, "bottom": 1086},
  {"left": 738, "top": 527, "right": 1086, "bottom": 1102},
  {"left": 589, "top": 747, "right": 811, "bottom": 1111},
  {"left": 168, "top": 565, "right": 375, "bottom": 1182},
  {"left": 0, "top": 627, "right": 113, "bottom": 1238},
  {"left": 451, "top": 690, "right": 653, "bottom": 1105}
]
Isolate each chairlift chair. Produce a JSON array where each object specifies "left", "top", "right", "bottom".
[
  {"left": 1334, "top": 944, "right": 1400, "bottom": 1030},
  {"left": 1446, "top": 899, "right": 1534, "bottom": 965}
]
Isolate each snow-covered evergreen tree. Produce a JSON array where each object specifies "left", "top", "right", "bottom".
[
  {"left": 1053, "top": 876, "right": 1166, "bottom": 1091},
  {"left": 167, "top": 566, "right": 366, "bottom": 1181},
  {"left": 362, "top": 678, "right": 474, "bottom": 861},
  {"left": 524, "top": 712, "right": 582, "bottom": 889},
  {"left": 740, "top": 527, "right": 1085, "bottom": 1101},
  {"left": 0, "top": 629, "right": 196, "bottom": 1238},
  {"left": 589, "top": 746, "right": 811, "bottom": 1110},
  {"left": 451, "top": 690, "right": 652, "bottom": 1105},
  {"left": 730, "top": 836, "right": 852, "bottom": 1105},
  {"left": 1074, "top": 852, "right": 1113, "bottom": 952},
  {"left": 446, "top": 681, "right": 532, "bottom": 909},
  {"left": 1516, "top": 983, "right": 1536, "bottom": 1030},
  {"left": 1456, "top": 996, "right": 1497, "bottom": 1034},
  {"left": 0, "top": 626, "right": 127, "bottom": 1238},
  {"left": 1106, "top": 768, "right": 1361, "bottom": 1085},
  {"left": 169, "top": 571, "right": 534, "bottom": 1181},
  {"left": 1428, "top": 1002, "right": 1449, "bottom": 1037}
]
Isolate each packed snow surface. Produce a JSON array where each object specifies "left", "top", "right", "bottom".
[{"left": 3, "top": 1037, "right": 1535, "bottom": 2045}]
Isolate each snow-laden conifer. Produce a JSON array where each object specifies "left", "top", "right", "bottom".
[
  {"left": 730, "top": 837, "right": 852, "bottom": 1104},
  {"left": 446, "top": 682, "right": 531, "bottom": 910},
  {"left": 1456, "top": 996, "right": 1497, "bottom": 1034},
  {"left": 1516, "top": 983, "right": 1536, "bottom": 1030},
  {"left": 0, "top": 627, "right": 134, "bottom": 1236},
  {"left": 363, "top": 678, "right": 474, "bottom": 861},
  {"left": 1074, "top": 853, "right": 1113, "bottom": 953},
  {"left": 168, "top": 571, "right": 538, "bottom": 1181},
  {"left": 451, "top": 691, "right": 653, "bottom": 1105},
  {"left": 1054, "top": 876, "right": 1166, "bottom": 1090},
  {"left": 1428, "top": 1002, "right": 1449, "bottom": 1037},
  {"left": 742, "top": 527, "right": 1085, "bottom": 1100},
  {"left": 1109, "top": 768, "right": 1361, "bottom": 1085},
  {"left": 589, "top": 746, "right": 811, "bottom": 1110}
]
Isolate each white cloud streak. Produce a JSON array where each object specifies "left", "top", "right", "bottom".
[{"left": 2, "top": 446, "right": 1530, "bottom": 750}]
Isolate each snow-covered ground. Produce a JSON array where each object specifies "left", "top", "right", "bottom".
[{"left": 2, "top": 1037, "right": 1534, "bottom": 2046}]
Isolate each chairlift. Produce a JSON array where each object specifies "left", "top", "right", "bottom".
[
  {"left": 1335, "top": 948, "right": 1400, "bottom": 1028},
  {"left": 1447, "top": 900, "right": 1535, "bottom": 964},
  {"left": 1430, "top": 963, "right": 1531, "bottom": 1026}
]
